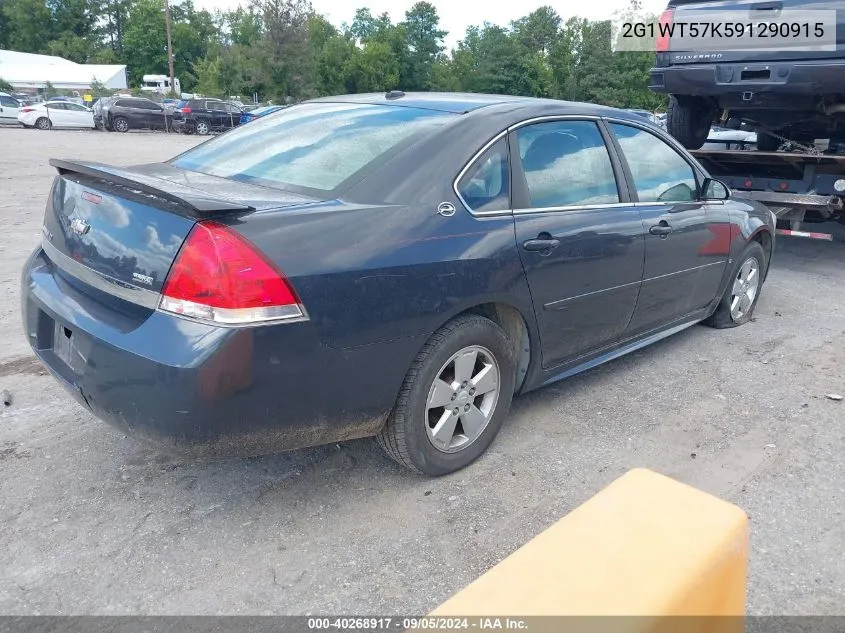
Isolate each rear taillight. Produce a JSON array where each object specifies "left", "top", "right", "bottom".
[
  {"left": 159, "top": 221, "right": 305, "bottom": 325},
  {"left": 180, "top": 107, "right": 191, "bottom": 113},
  {"left": 20, "top": 107, "right": 34, "bottom": 113},
  {"left": 656, "top": 8, "right": 674, "bottom": 52}
]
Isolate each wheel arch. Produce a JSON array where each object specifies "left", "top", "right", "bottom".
[
  {"left": 440, "top": 301, "right": 537, "bottom": 395},
  {"left": 749, "top": 227, "right": 773, "bottom": 279}
]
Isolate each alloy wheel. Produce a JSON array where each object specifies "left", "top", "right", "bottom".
[
  {"left": 730, "top": 257, "right": 760, "bottom": 321},
  {"left": 196, "top": 122, "right": 209, "bottom": 135},
  {"left": 425, "top": 345, "right": 500, "bottom": 453}
]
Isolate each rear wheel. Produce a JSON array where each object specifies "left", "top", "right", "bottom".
[
  {"left": 195, "top": 120, "right": 210, "bottom": 135},
  {"left": 666, "top": 96, "right": 714, "bottom": 149},
  {"left": 376, "top": 314, "right": 516, "bottom": 476},
  {"left": 756, "top": 132, "right": 781, "bottom": 152},
  {"left": 704, "top": 241, "right": 767, "bottom": 329},
  {"left": 35, "top": 117, "right": 51, "bottom": 130},
  {"left": 113, "top": 116, "right": 129, "bottom": 133}
]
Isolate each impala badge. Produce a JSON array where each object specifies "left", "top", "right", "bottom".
[
  {"left": 70, "top": 217, "right": 91, "bottom": 236},
  {"left": 437, "top": 202, "right": 456, "bottom": 217}
]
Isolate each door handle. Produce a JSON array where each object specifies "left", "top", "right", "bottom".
[
  {"left": 523, "top": 238, "right": 561, "bottom": 252},
  {"left": 649, "top": 221, "right": 673, "bottom": 237}
]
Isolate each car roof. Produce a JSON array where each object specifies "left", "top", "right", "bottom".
[{"left": 305, "top": 91, "right": 646, "bottom": 121}]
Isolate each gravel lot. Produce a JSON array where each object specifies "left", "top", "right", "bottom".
[{"left": 0, "top": 127, "right": 843, "bottom": 616}]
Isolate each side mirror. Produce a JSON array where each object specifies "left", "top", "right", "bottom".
[{"left": 702, "top": 177, "right": 730, "bottom": 201}]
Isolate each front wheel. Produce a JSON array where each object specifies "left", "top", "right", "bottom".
[
  {"left": 704, "top": 241, "right": 767, "bottom": 329},
  {"left": 376, "top": 314, "right": 516, "bottom": 475},
  {"left": 755, "top": 132, "right": 781, "bottom": 152}
]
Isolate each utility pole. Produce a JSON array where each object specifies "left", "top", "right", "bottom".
[{"left": 163, "top": 0, "right": 175, "bottom": 95}]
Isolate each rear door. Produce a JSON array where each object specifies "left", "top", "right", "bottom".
[
  {"left": 509, "top": 118, "right": 646, "bottom": 370},
  {"left": 607, "top": 121, "right": 731, "bottom": 335},
  {"left": 0, "top": 95, "right": 20, "bottom": 124}
]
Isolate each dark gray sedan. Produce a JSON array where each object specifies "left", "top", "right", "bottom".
[{"left": 21, "top": 92, "right": 775, "bottom": 475}]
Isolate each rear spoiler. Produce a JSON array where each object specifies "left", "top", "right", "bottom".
[{"left": 49, "top": 158, "right": 255, "bottom": 214}]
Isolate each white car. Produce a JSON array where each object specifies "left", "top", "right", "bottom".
[
  {"left": 701, "top": 126, "right": 758, "bottom": 150},
  {"left": 0, "top": 92, "right": 21, "bottom": 125},
  {"left": 18, "top": 101, "right": 95, "bottom": 130}
]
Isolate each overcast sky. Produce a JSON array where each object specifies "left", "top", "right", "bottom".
[{"left": 191, "top": 0, "right": 668, "bottom": 50}]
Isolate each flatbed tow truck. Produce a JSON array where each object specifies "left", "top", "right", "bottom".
[{"left": 691, "top": 148, "right": 845, "bottom": 242}]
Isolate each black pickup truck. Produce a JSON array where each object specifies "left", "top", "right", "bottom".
[{"left": 649, "top": 0, "right": 845, "bottom": 150}]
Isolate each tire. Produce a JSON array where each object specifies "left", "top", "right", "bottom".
[
  {"left": 756, "top": 132, "right": 781, "bottom": 152},
  {"left": 666, "top": 96, "right": 714, "bottom": 149},
  {"left": 376, "top": 314, "right": 516, "bottom": 476},
  {"left": 704, "top": 241, "right": 767, "bottom": 329},
  {"left": 113, "top": 117, "right": 129, "bottom": 133},
  {"left": 35, "top": 117, "right": 51, "bottom": 130},
  {"left": 195, "top": 120, "right": 210, "bottom": 135}
]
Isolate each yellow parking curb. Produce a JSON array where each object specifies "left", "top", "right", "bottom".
[{"left": 428, "top": 468, "right": 748, "bottom": 633}]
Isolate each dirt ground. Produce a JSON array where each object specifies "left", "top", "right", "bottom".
[{"left": 0, "top": 127, "right": 843, "bottom": 616}]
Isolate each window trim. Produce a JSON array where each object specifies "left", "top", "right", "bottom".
[
  {"left": 509, "top": 116, "right": 630, "bottom": 214},
  {"left": 452, "top": 129, "right": 511, "bottom": 217},
  {"left": 603, "top": 117, "right": 707, "bottom": 204}
]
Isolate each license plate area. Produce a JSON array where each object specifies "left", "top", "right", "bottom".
[{"left": 53, "top": 321, "right": 76, "bottom": 368}]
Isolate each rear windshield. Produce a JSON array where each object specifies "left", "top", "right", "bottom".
[{"left": 172, "top": 102, "right": 456, "bottom": 194}]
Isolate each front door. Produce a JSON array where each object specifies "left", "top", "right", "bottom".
[
  {"left": 64, "top": 102, "right": 94, "bottom": 128},
  {"left": 607, "top": 122, "right": 731, "bottom": 336},
  {"left": 510, "top": 119, "right": 646, "bottom": 370}
]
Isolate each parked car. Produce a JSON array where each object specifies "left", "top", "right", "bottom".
[
  {"left": 649, "top": 0, "right": 845, "bottom": 150},
  {"left": 0, "top": 92, "right": 21, "bottom": 125},
  {"left": 701, "top": 126, "right": 758, "bottom": 151},
  {"left": 18, "top": 101, "right": 94, "bottom": 130},
  {"left": 171, "top": 98, "right": 243, "bottom": 135},
  {"left": 240, "top": 104, "right": 286, "bottom": 125},
  {"left": 21, "top": 92, "right": 775, "bottom": 475},
  {"left": 94, "top": 96, "right": 172, "bottom": 132}
]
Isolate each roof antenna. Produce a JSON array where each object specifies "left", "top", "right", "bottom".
[{"left": 385, "top": 90, "right": 405, "bottom": 100}]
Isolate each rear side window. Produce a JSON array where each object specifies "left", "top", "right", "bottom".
[
  {"left": 172, "top": 102, "right": 456, "bottom": 194},
  {"left": 515, "top": 120, "right": 619, "bottom": 209},
  {"left": 456, "top": 137, "right": 510, "bottom": 213},
  {"left": 0, "top": 96, "right": 18, "bottom": 107},
  {"left": 610, "top": 123, "right": 698, "bottom": 203}
]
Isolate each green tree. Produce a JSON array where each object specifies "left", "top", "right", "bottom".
[
  {"left": 3, "top": 0, "right": 54, "bottom": 52},
  {"left": 401, "top": 2, "right": 446, "bottom": 90},
  {"left": 194, "top": 55, "right": 223, "bottom": 96},
  {"left": 346, "top": 40, "right": 399, "bottom": 92},
  {"left": 0, "top": 77, "right": 13, "bottom": 92},
  {"left": 512, "top": 6, "right": 561, "bottom": 56}
]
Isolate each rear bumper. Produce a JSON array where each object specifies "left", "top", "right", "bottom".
[
  {"left": 21, "top": 247, "right": 412, "bottom": 456},
  {"left": 650, "top": 58, "right": 845, "bottom": 97}
]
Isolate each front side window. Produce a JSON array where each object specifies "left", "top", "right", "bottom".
[
  {"left": 0, "top": 96, "right": 18, "bottom": 107},
  {"left": 515, "top": 120, "right": 619, "bottom": 209},
  {"left": 172, "top": 102, "right": 456, "bottom": 194},
  {"left": 456, "top": 137, "right": 510, "bottom": 213},
  {"left": 610, "top": 123, "right": 698, "bottom": 203}
]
